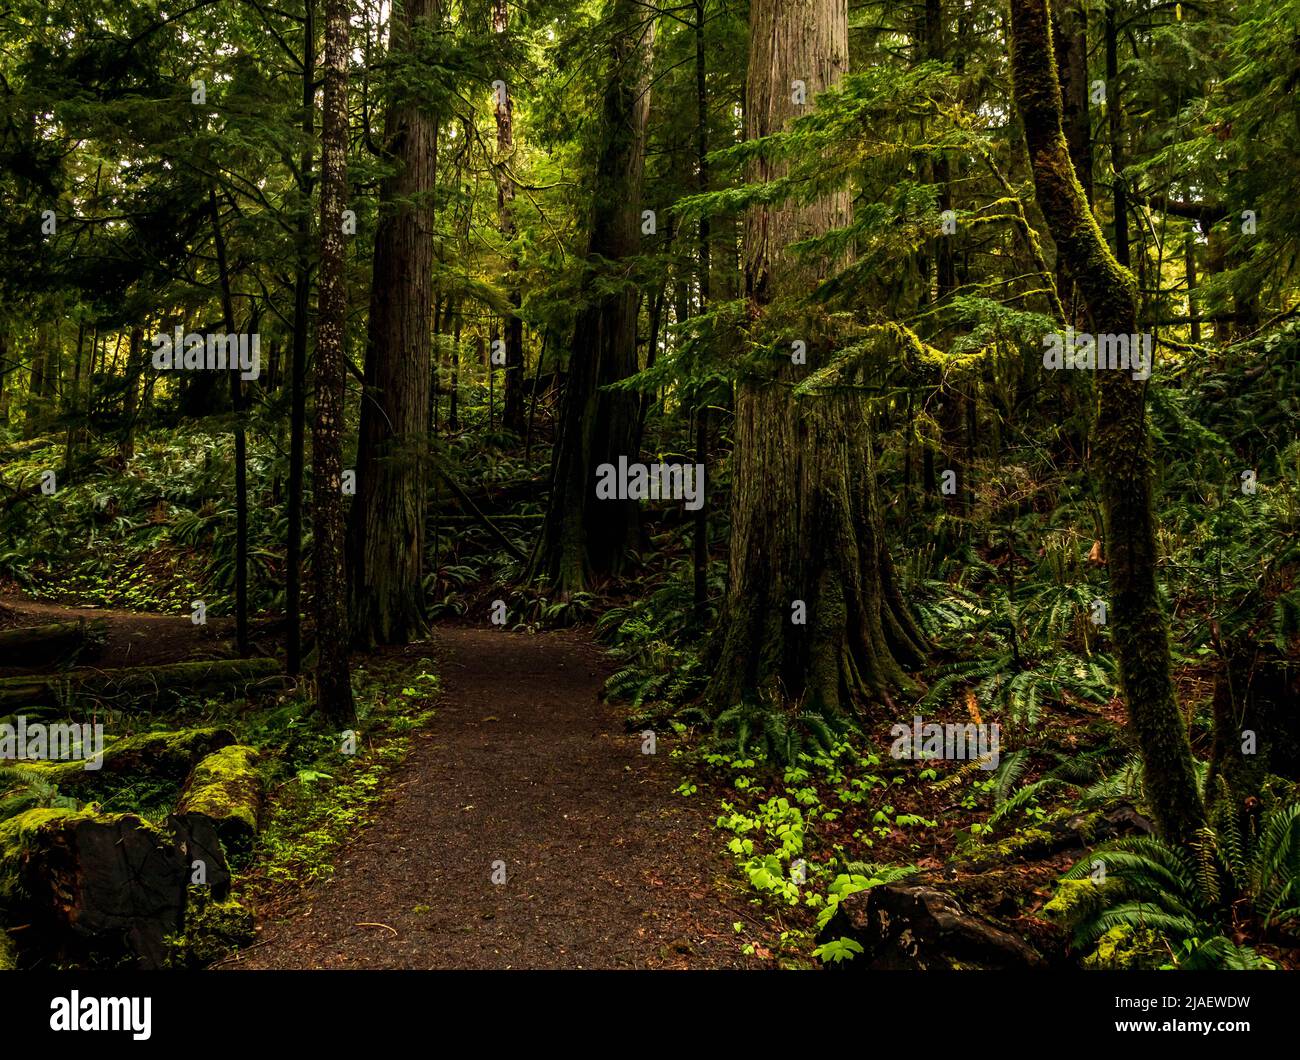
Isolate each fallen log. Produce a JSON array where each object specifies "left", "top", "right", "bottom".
[
  {"left": 0, "top": 619, "right": 107, "bottom": 668},
  {"left": 174, "top": 744, "right": 262, "bottom": 859},
  {"left": 18, "top": 726, "right": 237, "bottom": 787},
  {"left": 0, "top": 808, "right": 188, "bottom": 969},
  {"left": 0, "top": 435, "right": 57, "bottom": 459},
  {"left": 0, "top": 657, "right": 283, "bottom": 709}
]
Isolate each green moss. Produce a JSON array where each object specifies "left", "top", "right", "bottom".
[
  {"left": 1042, "top": 878, "right": 1103, "bottom": 926},
  {"left": 964, "top": 826, "right": 1055, "bottom": 869},
  {"left": 177, "top": 745, "right": 262, "bottom": 851},
  {"left": 1083, "top": 924, "right": 1167, "bottom": 970},
  {"left": 18, "top": 727, "right": 235, "bottom": 787},
  {"left": 166, "top": 887, "right": 255, "bottom": 968}
]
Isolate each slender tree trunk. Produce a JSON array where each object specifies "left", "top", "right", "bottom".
[
  {"left": 926, "top": 0, "right": 956, "bottom": 298},
  {"left": 531, "top": 0, "right": 655, "bottom": 592},
  {"left": 287, "top": 0, "right": 316, "bottom": 675},
  {"left": 1104, "top": 0, "right": 1128, "bottom": 267},
  {"left": 347, "top": 0, "right": 440, "bottom": 647},
  {"left": 704, "top": 0, "right": 926, "bottom": 716},
  {"left": 693, "top": 0, "right": 710, "bottom": 616},
  {"left": 209, "top": 187, "right": 250, "bottom": 657},
  {"left": 313, "top": 0, "right": 357, "bottom": 726},
  {"left": 494, "top": 0, "right": 526, "bottom": 435},
  {"left": 117, "top": 327, "right": 143, "bottom": 465},
  {"left": 1053, "top": 0, "right": 1091, "bottom": 321},
  {"left": 0, "top": 331, "right": 10, "bottom": 425},
  {"left": 1185, "top": 230, "right": 1200, "bottom": 345},
  {"left": 1008, "top": 0, "right": 1204, "bottom": 845}
]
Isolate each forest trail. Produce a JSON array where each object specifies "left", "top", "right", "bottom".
[
  {"left": 1, "top": 593, "right": 751, "bottom": 968},
  {"left": 231, "top": 625, "right": 752, "bottom": 970}
]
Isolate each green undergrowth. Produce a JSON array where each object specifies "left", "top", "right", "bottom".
[{"left": 0, "top": 650, "right": 441, "bottom": 966}]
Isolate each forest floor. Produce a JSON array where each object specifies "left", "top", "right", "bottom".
[
  {"left": 0, "top": 594, "right": 757, "bottom": 970},
  {"left": 0, "top": 592, "right": 235, "bottom": 667}
]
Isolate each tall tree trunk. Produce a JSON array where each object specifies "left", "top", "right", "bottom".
[
  {"left": 1104, "top": 0, "right": 1129, "bottom": 267},
  {"left": 62, "top": 320, "right": 86, "bottom": 483},
  {"left": 1052, "top": 0, "right": 1091, "bottom": 320},
  {"left": 531, "top": 0, "right": 654, "bottom": 592},
  {"left": 704, "top": 0, "right": 926, "bottom": 716},
  {"left": 208, "top": 187, "right": 250, "bottom": 658},
  {"left": 1054, "top": 0, "right": 1092, "bottom": 206},
  {"left": 1008, "top": 0, "right": 1204, "bottom": 845},
  {"left": 287, "top": 0, "right": 316, "bottom": 676},
  {"left": 693, "top": 0, "right": 710, "bottom": 617},
  {"left": 493, "top": 0, "right": 526, "bottom": 435},
  {"left": 117, "top": 327, "right": 143, "bottom": 464},
  {"left": 925, "top": 0, "right": 956, "bottom": 298},
  {"left": 314, "top": 0, "right": 357, "bottom": 726},
  {"left": 347, "top": 0, "right": 440, "bottom": 647},
  {"left": 0, "top": 331, "right": 11, "bottom": 425}
]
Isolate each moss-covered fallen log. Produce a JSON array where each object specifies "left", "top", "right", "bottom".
[
  {"left": 18, "top": 726, "right": 236, "bottom": 787},
  {"left": 0, "top": 619, "right": 107, "bottom": 667},
  {"left": 0, "top": 657, "right": 283, "bottom": 709},
  {"left": 174, "top": 744, "right": 262, "bottom": 857}
]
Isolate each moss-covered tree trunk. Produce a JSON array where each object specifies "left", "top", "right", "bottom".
[
  {"left": 1008, "top": 0, "right": 1204, "bottom": 846},
  {"left": 704, "top": 0, "right": 926, "bottom": 716},
  {"left": 532, "top": 0, "right": 653, "bottom": 592},
  {"left": 313, "top": 0, "right": 357, "bottom": 726},
  {"left": 347, "top": 0, "right": 439, "bottom": 647}
]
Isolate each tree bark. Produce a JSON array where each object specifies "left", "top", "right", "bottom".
[
  {"left": 1103, "top": 0, "right": 1128, "bottom": 267},
  {"left": 287, "top": 0, "right": 316, "bottom": 676},
  {"left": 704, "top": 0, "right": 926, "bottom": 716},
  {"left": 313, "top": 0, "right": 357, "bottom": 725},
  {"left": 531, "top": 0, "right": 654, "bottom": 592},
  {"left": 494, "top": 0, "right": 526, "bottom": 436},
  {"left": 347, "top": 0, "right": 440, "bottom": 647},
  {"left": 1007, "top": 0, "right": 1204, "bottom": 845},
  {"left": 693, "top": 0, "right": 711, "bottom": 616},
  {"left": 208, "top": 187, "right": 250, "bottom": 658}
]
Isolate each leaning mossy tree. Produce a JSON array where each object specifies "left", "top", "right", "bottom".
[
  {"left": 1007, "top": 0, "right": 1205, "bottom": 845},
  {"left": 703, "top": 0, "right": 927, "bottom": 717}
]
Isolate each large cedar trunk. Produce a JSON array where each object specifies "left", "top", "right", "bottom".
[
  {"left": 705, "top": 0, "right": 926, "bottom": 715},
  {"left": 313, "top": 0, "right": 357, "bottom": 726},
  {"left": 1008, "top": 0, "right": 1204, "bottom": 845},
  {"left": 532, "top": 0, "right": 653, "bottom": 591},
  {"left": 347, "top": 0, "right": 439, "bottom": 647}
]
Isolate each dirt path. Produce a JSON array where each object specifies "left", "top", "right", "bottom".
[{"left": 232, "top": 626, "right": 753, "bottom": 970}]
